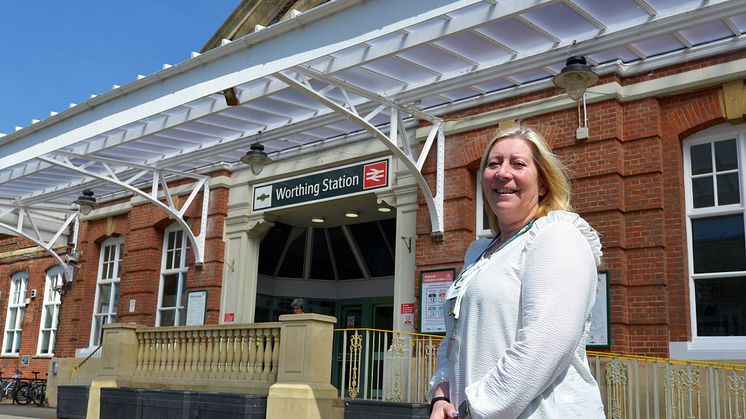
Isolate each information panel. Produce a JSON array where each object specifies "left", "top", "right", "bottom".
[
  {"left": 588, "top": 271, "right": 610, "bottom": 347},
  {"left": 186, "top": 290, "right": 207, "bottom": 326},
  {"left": 419, "top": 269, "right": 454, "bottom": 334}
]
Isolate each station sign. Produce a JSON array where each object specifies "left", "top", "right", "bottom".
[{"left": 252, "top": 157, "right": 391, "bottom": 211}]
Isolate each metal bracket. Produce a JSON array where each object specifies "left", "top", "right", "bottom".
[
  {"left": 38, "top": 153, "right": 210, "bottom": 266},
  {"left": 0, "top": 203, "right": 79, "bottom": 281},
  {"left": 275, "top": 68, "right": 445, "bottom": 239}
]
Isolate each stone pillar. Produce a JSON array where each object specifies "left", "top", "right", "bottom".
[
  {"left": 266, "top": 314, "right": 343, "bottom": 419},
  {"left": 379, "top": 171, "right": 418, "bottom": 333},
  {"left": 86, "top": 323, "right": 139, "bottom": 419},
  {"left": 220, "top": 212, "right": 274, "bottom": 324}
]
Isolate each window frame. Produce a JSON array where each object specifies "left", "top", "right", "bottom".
[
  {"left": 682, "top": 124, "right": 746, "bottom": 356},
  {"left": 2, "top": 271, "right": 28, "bottom": 356},
  {"left": 89, "top": 237, "right": 124, "bottom": 347},
  {"left": 475, "top": 176, "right": 494, "bottom": 238},
  {"left": 36, "top": 267, "right": 63, "bottom": 357},
  {"left": 157, "top": 225, "right": 189, "bottom": 326}
]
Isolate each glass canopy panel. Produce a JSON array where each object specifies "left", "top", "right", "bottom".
[
  {"left": 322, "top": 67, "right": 403, "bottom": 93},
  {"left": 678, "top": 21, "right": 736, "bottom": 46},
  {"left": 508, "top": 68, "right": 553, "bottom": 84},
  {"left": 732, "top": 14, "right": 746, "bottom": 33},
  {"left": 472, "top": 78, "right": 514, "bottom": 94},
  {"left": 397, "top": 45, "right": 473, "bottom": 75},
  {"left": 630, "top": 34, "right": 686, "bottom": 57},
  {"left": 310, "top": 229, "right": 335, "bottom": 280},
  {"left": 270, "top": 89, "right": 331, "bottom": 110},
  {"left": 520, "top": 2, "right": 600, "bottom": 41},
  {"left": 277, "top": 228, "right": 306, "bottom": 278},
  {"left": 328, "top": 227, "right": 363, "bottom": 280},
  {"left": 571, "top": 0, "right": 650, "bottom": 28},
  {"left": 645, "top": 0, "right": 705, "bottom": 14},
  {"left": 439, "top": 87, "right": 481, "bottom": 102},
  {"left": 433, "top": 31, "right": 512, "bottom": 64},
  {"left": 476, "top": 18, "right": 555, "bottom": 54},
  {"left": 199, "top": 113, "right": 270, "bottom": 132},
  {"left": 242, "top": 98, "right": 316, "bottom": 119},
  {"left": 362, "top": 57, "right": 438, "bottom": 85},
  {"left": 588, "top": 46, "right": 641, "bottom": 64},
  {"left": 176, "top": 121, "right": 243, "bottom": 138},
  {"left": 349, "top": 220, "right": 394, "bottom": 278},
  {"left": 419, "top": 95, "right": 450, "bottom": 109}
]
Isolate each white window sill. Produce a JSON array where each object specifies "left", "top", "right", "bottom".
[
  {"left": 670, "top": 338, "right": 746, "bottom": 361},
  {"left": 0, "top": 354, "right": 20, "bottom": 358},
  {"left": 35, "top": 354, "right": 54, "bottom": 359}
]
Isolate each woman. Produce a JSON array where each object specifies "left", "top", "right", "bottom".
[{"left": 428, "top": 125, "right": 605, "bottom": 418}]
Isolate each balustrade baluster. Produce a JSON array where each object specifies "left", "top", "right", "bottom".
[
  {"left": 166, "top": 331, "right": 175, "bottom": 375},
  {"left": 237, "top": 330, "right": 246, "bottom": 377},
  {"left": 136, "top": 332, "right": 145, "bottom": 374},
  {"left": 255, "top": 330, "right": 265, "bottom": 378},
  {"left": 196, "top": 331, "right": 206, "bottom": 378},
  {"left": 218, "top": 331, "right": 228, "bottom": 374},
  {"left": 262, "top": 329, "right": 272, "bottom": 381},
  {"left": 154, "top": 334, "right": 163, "bottom": 372},
  {"left": 144, "top": 334, "right": 153, "bottom": 374},
  {"left": 271, "top": 328, "right": 280, "bottom": 380},
  {"left": 226, "top": 329, "right": 236, "bottom": 378},
  {"left": 177, "top": 332, "right": 186, "bottom": 376},
  {"left": 184, "top": 332, "right": 193, "bottom": 378},
  {"left": 207, "top": 330, "right": 216, "bottom": 378}
]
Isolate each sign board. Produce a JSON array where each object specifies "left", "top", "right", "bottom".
[
  {"left": 419, "top": 269, "right": 455, "bottom": 334},
  {"left": 186, "top": 290, "right": 207, "bottom": 326},
  {"left": 224, "top": 312, "right": 235, "bottom": 323},
  {"left": 588, "top": 271, "right": 611, "bottom": 347},
  {"left": 401, "top": 303, "right": 415, "bottom": 314},
  {"left": 252, "top": 157, "right": 391, "bottom": 212}
]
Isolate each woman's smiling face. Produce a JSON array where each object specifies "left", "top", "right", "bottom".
[{"left": 482, "top": 136, "right": 547, "bottom": 233}]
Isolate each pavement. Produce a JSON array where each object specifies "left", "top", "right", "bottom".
[{"left": 0, "top": 402, "right": 56, "bottom": 419}]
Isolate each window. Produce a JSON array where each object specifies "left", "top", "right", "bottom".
[
  {"left": 476, "top": 177, "right": 494, "bottom": 238},
  {"left": 3, "top": 272, "right": 28, "bottom": 355},
  {"left": 684, "top": 126, "right": 746, "bottom": 340},
  {"left": 157, "top": 226, "right": 189, "bottom": 326},
  {"left": 37, "top": 267, "right": 63, "bottom": 356},
  {"left": 90, "top": 238, "right": 124, "bottom": 346}
]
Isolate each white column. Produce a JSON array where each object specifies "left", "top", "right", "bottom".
[
  {"left": 220, "top": 213, "right": 274, "bottom": 324},
  {"left": 381, "top": 171, "right": 418, "bottom": 333}
]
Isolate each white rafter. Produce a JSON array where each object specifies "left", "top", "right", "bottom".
[
  {"left": 274, "top": 69, "right": 446, "bottom": 239},
  {"left": 36, "top": 153, "right": 210, "bottom": 266},
  {"left": 0, "top": 203, "right": 79, "bottom": 281}
]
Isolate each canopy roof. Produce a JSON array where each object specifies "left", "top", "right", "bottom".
[{"left": 0, "top": 0, "right": 744, "bottom": 242}]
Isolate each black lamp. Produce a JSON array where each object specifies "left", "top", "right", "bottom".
[
  {"left": 241, "top": 143, "right": 273, "bottom": 175},
  {"left": 73, "top": 189, "right": 97, "bottom": 215},
  {"left": 553, "top": 56, "right": 599, "bottom": 101}
]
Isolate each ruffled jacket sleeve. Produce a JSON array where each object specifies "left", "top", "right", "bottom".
[{"left": 465, "top": 211, "right": 602, "bottom": 418}]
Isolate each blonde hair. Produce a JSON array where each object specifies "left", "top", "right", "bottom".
[{"left": 479, "top": 124, "right": 572, "bottom": 235}]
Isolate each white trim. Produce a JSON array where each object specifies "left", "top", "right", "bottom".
[
  {"left": 475, "top": 176, "right": 492, "bottom": 239},
  {"left": 89, "top": 237, "right": 124, "bottom": 346},
  {"left": 2, "top": 272, "right": 28, "bottom": 356},
  {"left": 36, "top": 266, "right": 63, "bottom": 356},
  {"left": 157, "top": 225, "right": 190, "bottom": 326},
  {"left": 682, "top": 123, "right": 746, "bottom": 351}
]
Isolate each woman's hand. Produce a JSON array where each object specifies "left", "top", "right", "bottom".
[{"left": 429, "top": 399, "right": 457, "bottom": 418}]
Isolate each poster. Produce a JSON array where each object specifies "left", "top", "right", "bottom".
[
  {"left": 588, "top": 271, "right": 610, "bottom": 347},
  {"left": 186, "top": 290, "right": 207, "bottom": 326},
  {"left": 420, "top": 269, "right": 454, "bottom": 334}
]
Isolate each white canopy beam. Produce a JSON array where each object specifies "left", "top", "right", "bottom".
[
  {"left": 37, "top": 154, "right": 210, "bottom": 266},
  {"left": 0, "top": 203, "right": 79, "bottom": 282},
  {"left": 274, "top": 70, "right": 445, "bottom": 240}
]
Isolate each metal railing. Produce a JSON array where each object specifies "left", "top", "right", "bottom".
[
  {"left": 71, "top": 344, "right": 103, "bottom": 386},
  {"left": 334, "top": 328, "right": 746, "bottom": 418}
]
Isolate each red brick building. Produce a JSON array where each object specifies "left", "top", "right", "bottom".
[{"left": 0, "top": 0, "right": 744, "bottom": 381}]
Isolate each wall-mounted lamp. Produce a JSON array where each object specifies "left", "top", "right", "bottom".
[
  {"left": 73, "top": 189, "right": 97, "bottom": 215},
  {"left": 377, "top": 202, "right": 393, "bottom": 213},
  {"left": 241, "top": 143, "right": 273, "bottom": 175},
  {"left": 553, "top": 56, "right": 598, "bottom": 140}
]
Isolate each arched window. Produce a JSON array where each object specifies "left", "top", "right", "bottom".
[
  {"left": 3, "top": 271, "right": 28, "bottom": 355},
  {"left": 90, "top": 237, "right": 124, "bottom": 346},
  {"left": 37, "top": 266, "right": 63, "bottom": 356}
]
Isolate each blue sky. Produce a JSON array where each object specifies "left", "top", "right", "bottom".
[{"left": 0, "top": 1, "right": 240, "bottom": 135}]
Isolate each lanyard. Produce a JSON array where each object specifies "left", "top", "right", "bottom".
[{"left": 447, "top": 219, "right": 535, "bottom": 319}]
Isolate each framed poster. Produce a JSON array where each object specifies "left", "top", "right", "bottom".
[
  {"left": 186, "top": 290, "right": 208, "bottom": 326},
  {"left": 587, "top": 271, "right": 610, "bottom": 347},
  {"left": 419, "top": 269, "right": 455, "bottom": 334}
]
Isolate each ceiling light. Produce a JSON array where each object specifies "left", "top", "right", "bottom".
[
  {"left": 377, "top": 203, "right": 392, "bottom": 213},
  {"left": 73, "top": 189, "right": 97, "bottom": 215},
  {"left": 240, "top": 142, "right": 273, "bottom": 175},
  {"left": 311, "top": 216, "right": 325, "bottom": 223},
  {"left": 552, "top": 56, "right": 599, "bottom": 101},
  {"left": 345, "top": 210, "right": 360, "bottom": 218}
]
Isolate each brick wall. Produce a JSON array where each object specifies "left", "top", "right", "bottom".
[{"left": 415, "top": 67, "right": 728, "bottom": 357}]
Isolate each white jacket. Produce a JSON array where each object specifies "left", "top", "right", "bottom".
[{"left": 429, "top": 211, "right": 606, "bottom": 418}]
